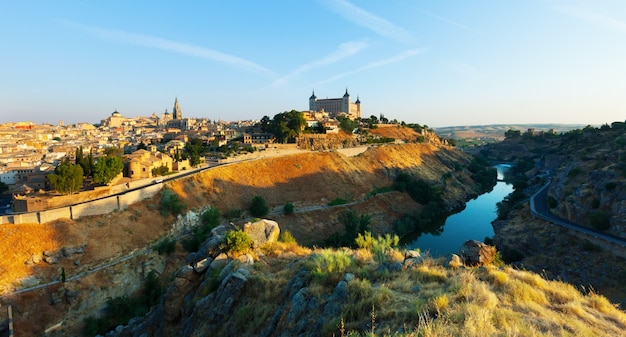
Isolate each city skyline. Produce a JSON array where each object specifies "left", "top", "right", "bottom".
[{"left": 2, "top": 1, "right": 626, "bottom": 127}]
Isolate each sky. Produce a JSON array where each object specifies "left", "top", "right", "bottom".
[{"left": 1, "top": 0, "right": 626, "bottom": 127}]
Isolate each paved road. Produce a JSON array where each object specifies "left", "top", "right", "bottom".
[{"left": 530, "top": 178, "right": 626, "bottom": 247}]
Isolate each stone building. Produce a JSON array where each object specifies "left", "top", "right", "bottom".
[{"left": 308, "top": 88, "right": 361, "bottom": 119}]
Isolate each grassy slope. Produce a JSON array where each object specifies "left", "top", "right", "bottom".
[{"left": 189, "top": 241, "right": 626, "bottom": 337}]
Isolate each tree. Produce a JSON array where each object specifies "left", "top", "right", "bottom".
[
  {"left": 337, "top": 116, "right": 358, "bottom": 133},
  {"left": 137, "top": 143, "right": 148, "bottom": 151},
  {"left": 48, "top": 162, "right": 84, "bottom": 194},
  {"left": 75, "top": 146, "right": 94, "bottom": 177},
  {"left": 250, "top": 195, "right": 269, "bottom": 217},
  {"left": 104, "top": 147, "right": 123, "bottom": 157},
  {"left": 505, "top": 129, "right": 521, "bottom": 138},
  {"left": 93, "top": 156, "right": 124, "bottom": 185},
  {"left": 266, "top": 110, "right": 307, "bottom": 143},
  {"left": 0, "top": 182, "right": 8, "bottom": 195}
]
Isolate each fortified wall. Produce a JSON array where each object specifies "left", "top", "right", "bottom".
[{"left": 0, "top": 183, "right": 164, "bottom": 225}]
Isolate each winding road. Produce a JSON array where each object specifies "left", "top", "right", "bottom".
[{"left": 530, "top": 177, "right": 626, "bottom": 247}]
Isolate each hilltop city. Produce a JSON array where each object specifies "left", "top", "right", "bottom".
[{"left": 0, "top": 90, "right": 374, "bottom": 213}]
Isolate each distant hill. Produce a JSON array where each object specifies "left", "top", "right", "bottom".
[{"left": 434, "top": 124, "right": 587, "bottom": 147}]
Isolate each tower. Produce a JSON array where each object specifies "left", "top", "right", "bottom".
[
  {"left": 173, "top": 97, "right": 182, "bottom": 120},
  {"left": 309, "top": 90, "right": 317, "bottom": 111},
  {"left": 341, "top": 88, "right": 350, "bottom": 114}
]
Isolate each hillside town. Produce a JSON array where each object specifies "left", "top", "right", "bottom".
[{"left": 0, "top": 92, "right": 374, "bottom": 214}]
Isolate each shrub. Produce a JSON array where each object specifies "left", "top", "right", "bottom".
[
  {"left": 279, "top": 230, "right": 297, "bottom": 244},
  {"left": 283, "top": 202, "right": 295, "bottom": 215},
  {"left": 159, "top": 189, "right": 186, "bottom": 216},
  {"left": 589, "top": 210, "right": 611, "bottom": 230},
  {"left": 153, "top": 237, "right": 176, "bottom": 255},
  {"left": 222, "top": 229, "right": 253, "bottom": 255},
  {"left": 311, "top": 249, "right": 353, "bottom": 283},
  {"left": 547, "top": 196, "right": 557, "bottom": 208},
  {"left": 591, "top": 198, "right": 600, "bottom": 209},
  {"left": 605, "top": 182, "right": 617, "bottom": 191},
  {"left": 328, "top": 198, "right": 348, "bottom": 206},
  {"left": 225, "top": 208, "right": 242, "bottom": 219},
  {"left": 250, "top": 195, "right": 269, "bottom": 217},
  {"left": 355, "top": 231, "right": 399, "bottom": 264},
  {"left": 182, "top": 206, "right": 222, "bottom": 252},
  {"left": 202, "top": 206, "right": 221, "bottom": 228}
]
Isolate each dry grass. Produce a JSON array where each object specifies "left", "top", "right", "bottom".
[{"left": 301, "top": 245, "right": 626, "bottom": 337}]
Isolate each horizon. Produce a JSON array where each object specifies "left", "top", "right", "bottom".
[{"left": 2, "top": 1, "right": 626, "bottom": 127}]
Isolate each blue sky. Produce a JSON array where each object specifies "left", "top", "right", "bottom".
[{"left": 1, "top": 0, "right": 625, "bottom": 127}]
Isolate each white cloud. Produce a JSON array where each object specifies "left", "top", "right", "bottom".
[
  {"left": 270, "top": 41, "right": 369, "bottom": 87},
  {"left": 62, "top": 21, "right": 276, "bottom": 76},
  {"left": 556, "top": 6, "right": 626, "bottom": 34},
  {"left": 311, "top": 48, "right": 428, "bottom": 86},
  {"left": 321, "top": 0, "right": 413, "bottom": 43},
  {"left": 416, "top": 8, "right": 482, "bottom": 35}
]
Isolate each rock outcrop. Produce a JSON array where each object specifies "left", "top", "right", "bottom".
[
  {"left": 460, "top": 240, "right": 496, "bottom": 266},
  {"left": 243, "top": 219, "right": 280, "bottom": 247}
]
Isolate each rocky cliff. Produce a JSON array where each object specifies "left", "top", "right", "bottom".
[{"left": 111, "top": 221, "right": 626, "bottom": 337}]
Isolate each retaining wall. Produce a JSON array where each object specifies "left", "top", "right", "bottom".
[
  {"left": 70, "top": 196, "right": 119, "bottom": 219},
  {"left": 118, "top": 183, "right": 162, "bottom": 210},
  {"left": 39, "top": 207, "right": 72, "bottom": 223},
  {"left": 12, "top": 212, "right": 40, "bottom": 224}
]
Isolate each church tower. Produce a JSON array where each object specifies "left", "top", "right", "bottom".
[
  {"left": 309, "top": 90, "right": 317, "bottom": 111},
  {"left": 341, "top": 88, "right": 350, "bottom": 114},
  {"left": 173, "top": 97, "right": 182, "bottom": 120}
]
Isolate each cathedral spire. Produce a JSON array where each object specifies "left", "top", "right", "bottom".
[{"left": 173, "top": 97, "right": 182, "bottom": 120}]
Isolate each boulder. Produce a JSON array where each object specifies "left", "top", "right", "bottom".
[
  {"left": 448, "top": 254, "right": 463, "bottom": 268},
  {"left": 243, "top": 219, "right": 280, "bottom": 247},
  {"left": 193, "top": 257, "right": 213, "bottom": 274},
  {"left": 237, "top": 254, "right": 254, "bottom": 265},
  {"left": 460, "top": 240, "right": 496, "bottom": 266}
]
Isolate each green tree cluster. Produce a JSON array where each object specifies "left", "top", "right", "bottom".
[
  {"left": 323, "top": 209, "right": 371, "bottom": 248},
  {"left": 47, "top": 162, "right": 84, "bottom": 195},
  {"left": 93, "top": 155, "right": 124, "bottom": 185},
  {"left": 159, "top": 189, "right": 186, "bottom": 216},
  {"left": 250, "top": 195, "right": 269, "bottom": 217},
  {"left": 75, "top": 146, "right": 94, "bottom": 177},
  {"left": 260, "top": 110, "right": 307, "bottom": 143}
]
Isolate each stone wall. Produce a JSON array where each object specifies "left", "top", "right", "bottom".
[
  {"left": 0, "top": 183, "right": 163, "bottom": 225},
  {"left": 118, "top": 183, "right": 162, "bottom": 210},
  {"left": 38, "top": 207, "right": 72, "bottom": 224},
  {"left": 70, "top": 196, "right": 119, "bottom": 220}
]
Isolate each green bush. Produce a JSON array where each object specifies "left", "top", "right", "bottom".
[
  {"left": 202, "top": 206, "right": 221, "bottom": 227},
  {"left": 222, "top": 229, "right": 253, "bottom": 255},
  {"left": 547, "top": 196, "right": 558, "bottom": 208},
  {"left": 153, "top": 237, "right": 176, "bottom": 255},
  {"left": 225, "top": 208, "right": 242, "bottom": 219},
  {"left": 283, "top": 202, "right": 295, "bottom": 215},
  {"left": 183, "top": 206, "right": 222, "bottom": 252},
  {"left": 159, "top": 189, "right": 186, "bottom": 216},
  {"left": 250, "top": 195, "right": 269, "bottom": 217},
  {"left": 279, "top": 230, "right": 297, "bottom": 244},
  {"left": 355, "top": 231, "right": 399, "bottom": 264},
  {"left": 311, "top": 249, "right": 353, "bottom": 283},
  {"left": 605, "top": 182, "right": 617, "bottom": 191},
  {"left": 589, "top": 210, "right": 611, "bottom": 230},
  {"left": 328, "top": 198, "right": 348, "bottom": 206}
]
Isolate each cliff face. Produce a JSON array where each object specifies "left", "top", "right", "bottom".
[
  {"left": 482, "top": 123, "right": 626, "bottom": 306},
  {"left": 483, "top": 124, "right": 626, "bottom": 236}
]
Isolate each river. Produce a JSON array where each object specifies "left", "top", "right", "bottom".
[{"left": 406, "top": 164, "right": 513, "bottom": 256}]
